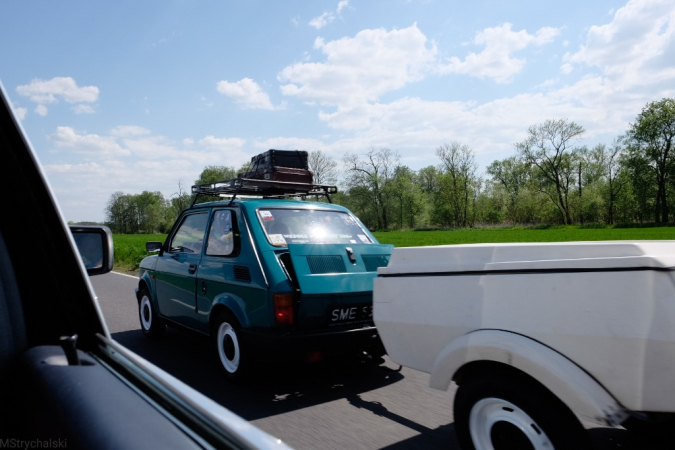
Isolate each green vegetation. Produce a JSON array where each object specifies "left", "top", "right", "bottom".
[
  {"left": 373, "top": 225, "right": 675, "bottom": 247},
  {"left": 113, "top": 226, "right": 675, "bottom": 272},
  {"left": 114, "top": 234, "right": 166, "bottom": 272}
]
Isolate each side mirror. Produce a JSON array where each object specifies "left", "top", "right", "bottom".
[
  {"left": 146, "top": 241, "right": 162, "bottom": 253},
  {"left": 70, "top": 226, "right": 114, "bottom": 276}
]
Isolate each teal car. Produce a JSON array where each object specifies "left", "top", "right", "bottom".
[{"left": 136, "top": 180, "right": 392, "bottom": 380}]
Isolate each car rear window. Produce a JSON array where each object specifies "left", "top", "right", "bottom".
[{"left": 257, "top": 208, "right": 373, "bottom": 247}]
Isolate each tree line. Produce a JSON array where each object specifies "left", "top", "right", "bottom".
[{"left": 104, "top": 98, "right": 675, "bottom": 233}]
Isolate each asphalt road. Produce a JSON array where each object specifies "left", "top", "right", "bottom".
[{"left": 91, "top": 271, "right": 663, "bottom": 450}]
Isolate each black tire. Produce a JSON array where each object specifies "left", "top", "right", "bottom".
[
  {"left": 212, "top": 312, "right": 250, "bottom": 381},
  {"left": 454, "top": 373, "right": 591, "bottom": 450},
  {"left": 138, "top": 288, "right": 165, "bottom": 338}
]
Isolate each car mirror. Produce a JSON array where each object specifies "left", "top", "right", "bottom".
[
  {"left": 70, "top": 226, "right": 114, "bottom": 276},
  {"left": 146, "top": 241, "right": 162, "bottom": 253}
]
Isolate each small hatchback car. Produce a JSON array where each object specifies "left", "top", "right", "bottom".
[{"left": 137, "top": 172, "right": 393, "bottom": 380}]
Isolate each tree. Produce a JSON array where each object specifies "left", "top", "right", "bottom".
[
  {"left": 486, "top": 156, "right": 534, "bottom": 223},
  {"left": 195, "top": 165, "right": 238, "bottom": 185},
  {"left": 516, "top": 119, "right": 585, "bottom": 224},
  {"left": 602, "top": 138, "right": 630, "bottom": 224},
  {"left": 435, "top": 142, "right": 478, "bottom": 227},
  {"left": 625, "top": 98, "right": 675, "bottom": 223},
  {"left": 343, "top": 148, "right": 400, "bottom": 230},
  {"left": 308, "top": 150, "right": 338, "bottom": 185},
  {"left": 170, "top": 179, "right": 192, "bottom": 220},
  {"left": 390, "top": 166, "right": 424, "bottom": 229}
]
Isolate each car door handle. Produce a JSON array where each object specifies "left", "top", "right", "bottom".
[{"left": 188, "top": 264, "right": 197, "bottom": 274}]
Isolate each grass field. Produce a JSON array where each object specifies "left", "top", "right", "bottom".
[
  {"left": 372, "top": 225, "right": 675, "bottom": 247},
  {"left": 112, "top": 225, "right": 675, "bottom": 272}
]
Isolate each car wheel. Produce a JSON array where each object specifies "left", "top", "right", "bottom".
[
  {"left": 138, "top": 288, "right": 165, "bottom": 338},
  {"left": 213, "top": 312, "right": 249, "bottom": 381},
  {"left": 454, "top": 373, "right": 591, "bottom": 450}
]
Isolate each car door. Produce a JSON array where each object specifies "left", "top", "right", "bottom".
[
  {"left": 196, "top": 208, "right": 267, "bottom": 333},
  {"left": 155, "top": 211, "right": 209, "bottom": 328}
]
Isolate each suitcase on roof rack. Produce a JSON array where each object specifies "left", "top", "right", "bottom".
[
  {"left": 250, "top": 150, "right": 309, "bottom": 171},
  {"left": 239, "top": 167, "right": 314, "bottom": 184}
]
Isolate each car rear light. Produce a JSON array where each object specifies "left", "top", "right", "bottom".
[{"left": 274, "top": 293, "right": 294, "bottom": 326}]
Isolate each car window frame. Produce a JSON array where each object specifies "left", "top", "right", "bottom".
[
  {"left": 167, "top": 211, "right": 209, "bottom": 255},
  {"left": 205, "top": 208, "right": 240, "bottom": 257}
]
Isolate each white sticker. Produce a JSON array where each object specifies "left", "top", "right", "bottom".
[
  {"left": 269, "top": 234, "right": 286, "bottom": 245},
  {"left": 357, "top": 234, "right": 370, "bottom": 243},
  {"left": 260, "top": 210, "right": 274, "bottom": 221}
]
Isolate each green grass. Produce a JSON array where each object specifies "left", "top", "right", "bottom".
[
  {"left": 372, "top": 225, "right": 675, "bottom": 247},
  {"left": 111, "top": 225, "right": 675, "bottom": 271},
  {"left": 113, "top": 234, "right": 166, "bottom": 271}
]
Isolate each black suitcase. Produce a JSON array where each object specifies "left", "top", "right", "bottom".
[
  {"left": 250, "top": 150, "right": 309, "bottom": 171},
  {"left": 239, "top": 167, "right": 314, "bottom": 184}
]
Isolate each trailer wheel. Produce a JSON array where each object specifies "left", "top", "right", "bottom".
[{"left": 454, "top": 373, "right": 590, "bottom": 450}]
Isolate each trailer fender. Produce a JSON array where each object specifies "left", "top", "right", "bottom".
[{"left": 430, "top": 329, "right": 628, "bottom": 426}]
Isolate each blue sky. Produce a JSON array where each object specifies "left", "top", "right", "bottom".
[{"left": 2, "top": 0, "right": 674, "bottom": 222}]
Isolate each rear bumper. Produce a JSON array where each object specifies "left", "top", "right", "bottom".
[{"left": 241, "top": 325, "right": 384, "bottom": 362}]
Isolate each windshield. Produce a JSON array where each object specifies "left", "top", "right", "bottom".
[{"left": 257, "top": 208, "right": 373, "bottom": 246}]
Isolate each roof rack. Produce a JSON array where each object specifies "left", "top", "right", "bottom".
[{"left": 190, "top": 177, "right": 338, "bottom": 207}]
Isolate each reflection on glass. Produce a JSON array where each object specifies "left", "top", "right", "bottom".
[{"left": 73, "top": 233, "right": 104, "bottom": 269}]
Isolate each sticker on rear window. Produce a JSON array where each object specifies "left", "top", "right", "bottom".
[
  {"left": 260, "top": 210, "right": 274, "bottom": 221},
  {"left": 357, "top": 234, "right": 370, "bottom": 243},
  {"left": 269, "top": 234, "right": 286, "bottom": 245}
]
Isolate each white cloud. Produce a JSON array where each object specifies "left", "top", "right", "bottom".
[
  {"left": 309, "top": 12, "right": 334, "bottom": 30},
  {"left": 51, "top": 126, "right": 129, "bottom": 157},
  {"left": 72, "top": 104, "right": 95, "bottom": 114},
  {"left": 198, "top": 135, "right": 247, "bottom": 151},
  {"left": 336, "top": 0, "right": 349, "bottom": 14},
  {"left": 14, "top": 106, "right": 27, "bottom": 120},
  {"left": 279, "top": 24, "right": 436, "bottom": 108},
  {"left": 16, "top": 77, "right": 99, "bottom": 104},
  {"left": 309, "top": 0, "right": 349, "bottom": 29},
  {"left": 438, "top": 23, "right": 561, "bottom": 83},
  {"left": 35, "top": 104, "right": 48, "bottom": 116},
  {"left": 110, "top": 125, "right": 152, "bottom": 137},
  {"left": 216, "top": 78, "right": 276, "bottom": 110},
  {"left": 564, "top": 0, "right": 675, "bottom": 81}
]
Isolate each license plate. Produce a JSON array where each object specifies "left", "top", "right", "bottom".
[{"left": 329, "top": 305, "right": 372, "bottom": 325}]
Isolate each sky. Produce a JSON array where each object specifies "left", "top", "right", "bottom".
[{"left": 1, "top": 0, "right": 674, "bottom": 223}]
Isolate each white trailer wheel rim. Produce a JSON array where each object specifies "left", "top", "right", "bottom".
[
  {"left": 469, "top": 397, "right": 554, "bottom": 450},
  {"left": 217, "top": 322, "right": 240, "bottom": 373},
  {"left": 140, "top": 295, "right": 153, "bottom": 331}
]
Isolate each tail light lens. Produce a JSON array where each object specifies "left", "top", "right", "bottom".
[{"left": 274, "top": 293, "right": 294, "bottom": 326}]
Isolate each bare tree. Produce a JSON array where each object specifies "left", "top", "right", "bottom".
[
  {"left": 516, "top": 119, "right": 585, "bottom": 224},
  {"left": 436, "top": 142, "right": 478, "bottom": 227},
  {"left": 343, "top": 147, "right": 400, "bottom": 230},
  {"left": 308, "top": 150, "right": 338, "bottom": 185}
]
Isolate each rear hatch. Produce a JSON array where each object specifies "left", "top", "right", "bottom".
[{"left": 286, "top": 243, "right": 393, "bottom": 329}]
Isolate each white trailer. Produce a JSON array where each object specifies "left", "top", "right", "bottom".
[{"left": 374, "top": 241, "right": 675, "bottom": 449}]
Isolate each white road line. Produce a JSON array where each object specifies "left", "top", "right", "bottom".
[{"left": 112, "top": 271, "right": 138, "bottom": 279}]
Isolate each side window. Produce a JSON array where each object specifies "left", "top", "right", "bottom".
[
  {"left": 169, "top": 213, "right": 208, "bottom": 254},
  {"left": 206, "top": 210, "right": 237, "bottom": 256}
]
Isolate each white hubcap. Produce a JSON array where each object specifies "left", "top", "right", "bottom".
[
  {"left": 140, "top": 295, "right": 153, "bottom": 330},
  {"left": 469, "top": 397, "right": 554, "bottom": 450},
  {"left": 217, "top": 322, "right": 240, "bottom": 373}
]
